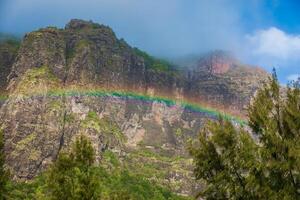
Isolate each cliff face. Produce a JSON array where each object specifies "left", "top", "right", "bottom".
[
  {"left": 0, "top": 19, "right": 268, "bottom": 195},
  {"left": 185, "top": 51, "right": 268, "bottom": 114},
  {"left": 8, "top": 20, "right": 146, "bottom": 91},
  {"left": 0, "top": 38, "right": 19, "bottom": 108},
  {"left": 0, "top": 39, "right": 19, "bottom": 91}
]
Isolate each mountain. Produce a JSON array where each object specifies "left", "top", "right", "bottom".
[{"left": 0, "top": 19, "right": 268, "bottom": 196}]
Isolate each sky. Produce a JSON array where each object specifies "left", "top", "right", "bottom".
[{"left": 0, "top": 0, "right": 299, "bottom": 83}]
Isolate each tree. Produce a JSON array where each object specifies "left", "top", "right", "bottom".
[
  {"left": 0, "top": 129, "right": 9, "bottom": 200},
  {"left": 45, "top": 135, "right": 100, "bottom": 200},
  {"left": 189, "top": 72, "right": 300, "bottom": 199}
]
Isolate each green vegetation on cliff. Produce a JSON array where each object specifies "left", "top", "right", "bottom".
[
  {"left": 0, "top": 34, "right": 20, "bottom": 93},
  {"left": 13, "top": 66, "right": 60, "bottom": 96},
  {"left": 0, "top": 129, "right": 9, "bottom": 200},
  {"left": 0, "top": 33, "right": 20, "bottom": 47},
  {"left": 133, "top": 47, "right": 175, "bottom": 73},
  {"left": 124, "top": 147, "right": 194, "bottom": 194},
  {"left": 6, "top": 135, "right": 190, "bottom": 200},
  {"left": 189, "top": 72, "right": 300, "bottom": 199}
]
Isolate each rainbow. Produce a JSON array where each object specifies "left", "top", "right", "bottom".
[{"left": 0, "top": 88, "right": 246, "bottom": 124}]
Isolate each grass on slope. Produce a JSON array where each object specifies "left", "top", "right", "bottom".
[{"left": 7, "top": 164, "right": 191, "bottom": 200}]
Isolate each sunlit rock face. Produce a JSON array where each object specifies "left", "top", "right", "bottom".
[
  {"left": 0, "top": 19, "right": 268, "bottom": 195},
  {"left": 183, "top": 50, "right": 268, "bottom": 115}
]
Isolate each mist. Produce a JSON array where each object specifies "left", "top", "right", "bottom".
[
  {"left": 0, "top": 0, "right": 299, "bottom": 83},
  {"left": 0, "top": 0, "right": 262, "bottom": 57}
]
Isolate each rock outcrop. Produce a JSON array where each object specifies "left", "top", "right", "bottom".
[
  {"left": 0, "top": 19, "right": 268, "bottom": 195},
  {"left": 8, "top": 20, "right": 146, "bottom": 92},
  {"left": 184, "top": 50, "right": 268, "bottom": 115}
]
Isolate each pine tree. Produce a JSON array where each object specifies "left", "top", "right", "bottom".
[
  {"left": 72, "top": 135, "right": 99, "bottom": 200},
  {"left": 46, "top": 135, "right": 100, "bottom": 200},
  {"left": 248, "top": 71, "right": 300, "bottom": 198},
  {"left": 189, "top": 119, "right": 258, "bottom": 199},
  {"left": 0, "top": 129, "right": 9, "bottom": 200},
  {"left": 189, "top": 71, "right": 300, "bottom": 199}
]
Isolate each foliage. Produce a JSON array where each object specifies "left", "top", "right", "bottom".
[
  {"left": 82, "top": 113, "right": 126, "bottom": 145},
  {"left": 13, "top": 66, "right": 60, "bottom": 96},
  {"left": 5, "top": 135, "right": 189, "bottom": 200},
  {"left": 97, "top": 169, "right": 188, "bottom": 200},
  {"left": 0, "top": 33, "right": 20, "bottom": 48},
  {"left": 133, "top": 47, "right": 175, "bottom": 72},
  {"left": 0, "top": 129, "right": 9, "bottom": 200},
  {"left": 124, "top": 147, "right": 193, "bottom": 195},
  {"left": 7, "top": 175, "right": 45, "bottom": 200},
  {"left": 189, "top": 71, "right": 300, "bottom": 199},
  {"left": 44, "top": 134, "right": 99, "bottom": 200}
]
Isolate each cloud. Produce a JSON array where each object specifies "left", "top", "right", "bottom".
[
  {"left": 0, "top": 0, "right": 263, "bottom": 58},
  {"left": 287, "top": 74, "right": 300, "bottom": 82},
  {"left": 0, "top": 0, "right": 297, "bottom": 83},
  {"left": 239, "top": 27, "right": 300, "bottom": 83},
  {"left": 246, "top": 27, "right": 300, "bottom": 60}
]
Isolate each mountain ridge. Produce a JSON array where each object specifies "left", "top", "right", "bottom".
[{"left": 0, "top": 19, "right": 268, "bottom": 195}]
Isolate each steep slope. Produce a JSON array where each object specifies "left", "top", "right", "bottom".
[
  {"left": 0, "top": 19, "right": 268, "bottom": 195},
  {"left": 0, "top": 37, "right": 20, "bottom": 105},
  {"left": 184, "top": 51, "right": 268, "bottom": 115},
  {"left": 8, "top": 20, "right": 146, "bottom": 91}
]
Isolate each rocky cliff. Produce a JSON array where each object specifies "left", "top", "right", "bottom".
[
  {"left": 0, "top": 38, "right": 19, "bottom": 92},
  {"left": 0, "top": 19, "right": 268, "bottom": 195},
  {"left": 184, "top": 50, "right": 268, "bottom": 115},
  {"left": 0, "top": 37, "right": 19, "bottom": 108}
]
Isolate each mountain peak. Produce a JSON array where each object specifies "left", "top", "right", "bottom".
[
  {"left": 196, "top": 50, "right": 238, "bottom": 74},
  {"left": 65, "top": 19, "right": 102, "bottom": 30}
]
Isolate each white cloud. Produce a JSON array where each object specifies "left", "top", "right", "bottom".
[
  {"left": 287, "top": 74, "right": 300, "bottom": 82},
  {"left": 247, "top": 27, "right": 300, "bottom": 60}
]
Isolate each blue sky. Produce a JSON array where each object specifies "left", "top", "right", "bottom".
[{"left": 0, "top": 0, "right": 299, "bottom": 83}]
